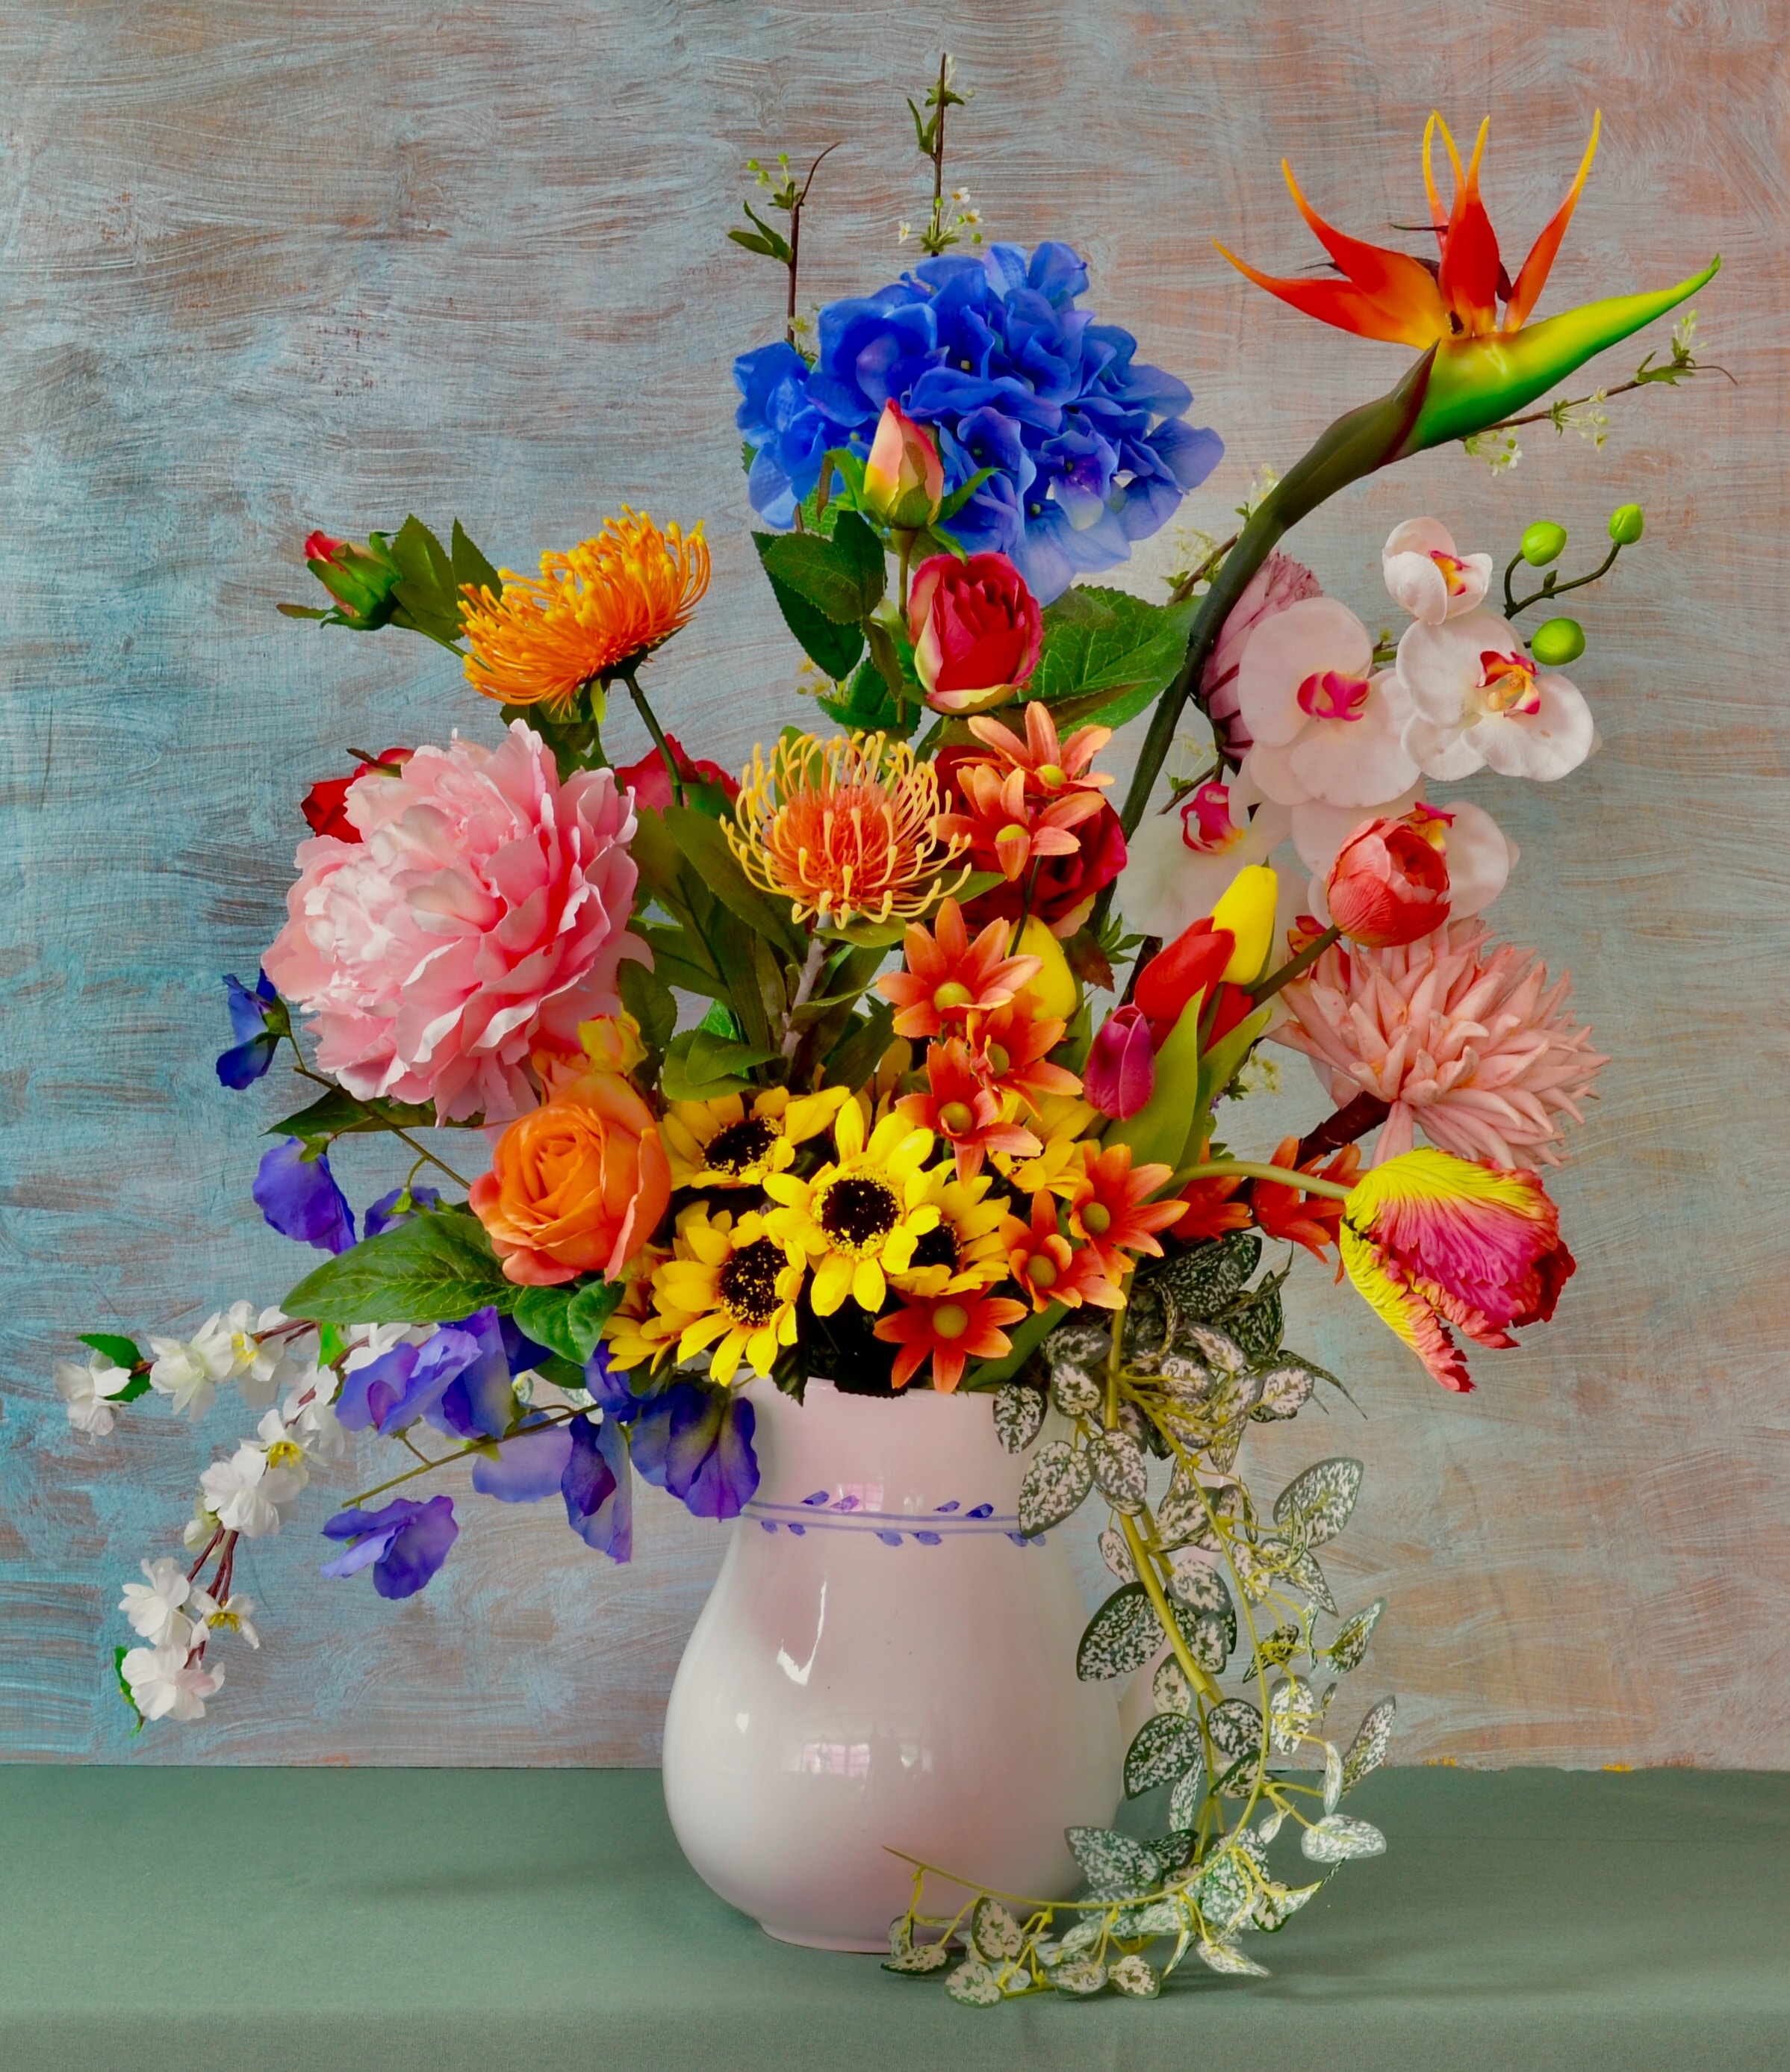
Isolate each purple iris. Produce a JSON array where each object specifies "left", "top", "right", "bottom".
[
  {"left": 335, "top": 1309, "right": 515, "bottom": 1440},
  {"left": 362, "top": 1182, "right": 444, "bottom": 1238},
  {"left": 630, "top": 1380, "right": 759, "bottom": 1522},
  {"left": 216, "top": 970, "right": 284, "bottom": 1089},
  {"left": 320, "top": 1495, "right": 458, "bottom": 1598},
  {"left": 735, "top": 240, "right": 1222, "bottom": 603},
  {"left": 252, "top": 1138, "right": 355, "bottom": 1254}
]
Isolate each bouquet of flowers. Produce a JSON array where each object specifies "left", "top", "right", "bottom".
[{"left": 59, "top": 69, "right": 1717, "bottom": 1999}]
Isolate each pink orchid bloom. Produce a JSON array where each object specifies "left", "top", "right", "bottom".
[
  {"left": 1397, "top": 608, "right": 1594, "bottom": 783},
  {"left": 1382, "top": 518, "right": 1494, "bottom": 625},
  {"left": 1236, "top": 595, "right": 1419, "bottom": 809}
]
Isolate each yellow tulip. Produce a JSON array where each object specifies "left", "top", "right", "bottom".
[
  {"left": 1210, "top": 864, "right": 1278, "bottom": 984},
  {"left": 1010, "top": 916, "right": 1079, "bottom": 1021}
]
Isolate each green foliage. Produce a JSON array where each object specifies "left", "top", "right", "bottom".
[
  {"left": 282, "top": 1206, "right": 514, "bottom": 1327},
  {"left": 757, "top": 515, "right": 886, "bottom": 626},
  {"left": 269, "top": 1088, "right": 440, "bottom": 1143},
  {"left": 1274, "top": 1458, "right": 1364, "bottom": 1546},
  {"left": 992, "top": 1383, "right": 1045, "bottom": 1454},
  {"left": 617, "top": 960, "right": 676, "bottom": 1057},
  {"left": 113, "top": 1645, "right": 143, "bottom": 1736},
  {"left": 1018, "top": 1438, "right": 1093, "bottom": 1536},
  {"left": 1076, "top": 1581, "right": 1163, "bottom": 1682},
  {"left": 1029, "top": 586, "right": 1198, "bottom": 730},
  {"left": 1125, "top": 1712, "right": 1202, "bottom": 1798},
  {"left": 510, "top": 1279, "right": 621, "bottom": 1365},
  {"left": 78, "top": 1333, "right": 150, "bottom": 1401},
  {"left": 1065, "top": 1826, "right": 1162, "bottom": 1899},
  {"left": 662, "top": 806, "right": 808, "bottom": 963},
  {"left": 661, "top": 1029, "right": 780, "bottom": 1102}
]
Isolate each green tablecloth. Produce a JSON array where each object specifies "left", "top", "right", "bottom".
[{"left": 1, "top": 1765, "right": 1783, "bottom": 2071}]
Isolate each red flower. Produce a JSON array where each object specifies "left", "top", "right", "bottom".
[
  {"left": 1252, "top": 1136, "right": 1361, "bottom": 1265},
  {"left": 1069, "top": 1142, "right": 1188, "bottom": 1275},
  {"left": 1173, "top": 1172, "right": 1252, "bottom": 1243},
  {"left": 303, "top": 531, "right": 347, "bottom": 565},
  {"left": 1326, "top": 809, "right": 1452, "bottom": 947},
  {"left": 1133, "top": 919, "right": 1237, "bottom": 1046},
  {"left": 300, "top": 747, "right": 413, "bottom": 843},
  {"left": 895, "top": 1038, "right": 1040, "bottom": 1182},
  {"left": 1001, "top": 1191, "right": 1124, "bottom": 1312},
  {"left": 873, "top": 1285, "right": 1030, "bottom": 1392},
  {"left": 909, "top": 553, "right": 1043, "bottom": 715},
  {"left": 863, "top": 401, "right": 945, "bottom": 529},
  {"left": 1084, "top": 1003, "right": 1155, "bottom": 1120},
  {"left": 613, "top": 733, "right": 740, "bottom": 814}
]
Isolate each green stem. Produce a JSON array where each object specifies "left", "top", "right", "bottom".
[
  {"left": 1169, "top": 1158, "right": 1355, "bottom": 1203},
  {"left": 621, "top": 669, "right": 683, "bottom": 807},
  {"left": 341, "top": 1408, "right": 579, "bottom": 1511},
  {"left": 287, "top": 1049, "right": 470, "bottom": 1188},
  {"left": 1507, "top": 539, "right": 1622, "bottom": 618},
  {"left": 1249, "top": 925, "right": 1340, "bottom": 1005}
]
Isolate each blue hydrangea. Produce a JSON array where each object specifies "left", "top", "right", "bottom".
[{"left": 735, "top": 241, "right": 1223, "bottom": 603}]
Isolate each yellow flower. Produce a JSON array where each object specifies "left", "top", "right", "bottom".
[
  {"left": 998, "top": 1093, "right": 1101, "bottom": 1199},
  {"left": 1010, "top": 916, "right": 1079, "bottom": 1020},
  {"left": 763, "top": 1100, "right": 942, "bottom": 1315},
  {"left": 601, "top": 1247, "right": 688, "bottom": 1373},
  {"left": 726, "top": 731, "right": 969, "bottom": 928},
  {"left": 892, "top": 1169, "right": 1011, "bottom": 1297},
  {"left": 1211, "top": 863, "right": 1278, "bottom": 983},
  {"left": 660, "top": 1083, "right": 849, "bottom": 1189},
  {"left": 654, "top": 1206, "right": 806, "bottom": 1386},
  {"left": 460, "top": 509, "right": 710, "bottom": 715}
]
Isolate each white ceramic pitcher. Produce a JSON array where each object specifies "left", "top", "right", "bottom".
[{"left": 661, "top": 1377, "right": 1121, "bottom": 1950}]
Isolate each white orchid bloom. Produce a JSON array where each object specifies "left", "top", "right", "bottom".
[
  {"left": 1397, "top": 608, "right": 1594, "bottom": 782},
  {"left": 1236, "top": 596, "right": 1419, "bottom": 809},
  {"left": 1118, "top": 780, "right": 1290, "bottom": 942},
  {"left": 1383, "top": 518, "right": 1494, "bottom": 624}
]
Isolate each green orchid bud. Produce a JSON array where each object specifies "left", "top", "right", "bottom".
[
  {"left": 1530, "top": 617, "right": 1585, "bottom": 667},
  {"left": 1608, "top": 503, "right": 1645, "bottom": 545},
  {"left": 1520, "top": 521, "right": 1567, "bottom": 567}
]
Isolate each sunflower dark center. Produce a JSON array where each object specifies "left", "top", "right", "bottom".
[
  {"left": 818, "top": 1176, "right": 900, "bottom": 1252},
  {"left": 705, "top": 1117, "right": 779, "bottom": 1175},
  {"left": 718, "top": 1238, "right": 784, "bottom": 1327},
  {"left": 908, "top": 1225, "right": 960, "bottom": 1272}
]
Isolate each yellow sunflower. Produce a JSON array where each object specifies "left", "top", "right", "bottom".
[
  {"left": 653, "top": 1206, "right": 806, "bottom": 1386},
  {"left": 763, "top": 1100, "right": 942, "bottom": 1315},
  {"left": 892, "top": 1170, "right": 1012, "bottom": 1297},
  {"left": 661, "top": 1083, "right": 849, "bottom": 1189},
  {"left": 601, "top": 1247, "right": 689, "bottom": 1374}
]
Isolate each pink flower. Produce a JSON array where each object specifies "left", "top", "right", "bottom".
[
  {"left": 1324, "top": 810, "right": 1452, "bottom": 947},
  {"left": 1084, "top": 1003, "right": 1155, "bottom": 1120},
  {"left": 1382, "top": 518, "right": 1493, "bottom": 625},
  {"left": 1200, "top": 550, "right": 1322, "bottom": 755},
  {"left": 908, "top": 552, "right": 1042, "bottom": 714},
  {"left": 1236, "top": 596, "right": 1419, "bottom": 809},
  {"left": 1272, "top": 920, "right": 1606, "bottom": 1169},
  {"left": 264, "top": 721, "right": 647, "bottom": 1123}
]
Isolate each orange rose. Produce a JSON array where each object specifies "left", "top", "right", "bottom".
[{"left": 470, "top": 1073, "right": 671, "bottom": 1287}]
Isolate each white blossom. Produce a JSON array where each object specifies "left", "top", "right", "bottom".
[
  {"left": 53, "top": 1350, "right": 134, "bottom": 1436},
  {"left": 191, "top": 1589, "right": 260, "bottom": 1650},
  {"left": 199, "top": 1440, "right": 306, "bottom": 1539},
  {"left": 147, "top": 1316, "right": 237, "bottom": 1420},
  {"left": 183, "top": 1498, "right": 223, "bottom": 1554},
  {"left": 121, "top": 1643, "right": 223, "bottom": 1722},
  {"left": 119, "top": 1558, "right": 193, "bottom": 1649}
]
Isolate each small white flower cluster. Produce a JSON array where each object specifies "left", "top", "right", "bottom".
[
  {"left": 52, "top": 1348, "right": 135, "bottom": 1436},
  {"left": 1463, "top": 425, "right": 1521, "bottom": 472},
  {"left": 148, "top": 1300, "right": 319, "bottom": 1421},
  {"left": 118, "top": 1557, "right": 257, "bottom": 1722}
]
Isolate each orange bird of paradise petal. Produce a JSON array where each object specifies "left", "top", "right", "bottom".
[{"left": 1216, "top": 109, "right": 1602, "bottom": 348}]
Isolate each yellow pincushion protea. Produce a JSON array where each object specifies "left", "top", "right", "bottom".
[
  {"left": 891, "top": 1169, "right": 1012, "bottom": 1298},
  {"left": 461, "top": 509, "right": 710, "bottom": 714},
  {"left": 763, "top": 1099, "right": 942, "bottom": 1315},
  {"left": 653, "top": 1205, "right": 807, "bottom": 1387},
  {"left": 660, "top": 1083, "right": 849, "bottom": 1189},
  {"left": 725, "top": 731, "right": 970, "bottom": 928}
]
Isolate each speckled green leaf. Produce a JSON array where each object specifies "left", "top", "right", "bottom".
[
  {"left": 1098, "top": 1524, "right": 1137, "bottom": 1581},
  {"left": 1019, "top": 1439, "right": 1093, "bottom": 1537},
  {"left": 1124, "top": 1711, "right": 1202, "bottom": 1798},
  {"left": 1206, "top": 1698, "right": 1264, "bottom": 1764},
  {"left": 1274, "top": 1457, "right": 1363, "bottom": 1545},
  {"left": 1252, "top": 1362, "right": 1320, "bottom": 1422},
  {"left": 1246, "top": 1622, "right": 1305, "bottom": 1677},
  {"left": 1224, "top": 1277, "right": 1284, "bottom": 1363},
  {"left": 1109, "top": 1952, "right": 1160, "bottom": 1997},
  {"left": 1325, "top": 1598, "right": 1386, "bottom": 1675},
  {"left": 1270, "top": 1675, "right": 1323, "bottom": 1754},
  {"left": 883, "top": 1939, "right": 953, "bottom": 1975},
  {"left": 1252, "top": 1877, "right": 1323, "bottom": 1932},
  {"left": 971, "top": 1897, "right": 1025, "bottom": 1962},
  {"left": 1075, "top": 1582, "right": 1163, "bottom": 1683},
  {"left": 1090, "top": 1429, "right": 1148, "bottom": 1513},
  {"left": 1169, "top": 1761, "right": 1209, "bottom": 1831},
  {"left": 1196, "top": 1939, "right": 1270, "bottom": 1976},
  {"left": 1051, "top": 1957, "right": 1109, "bottom": 1997},
  {"left": 1066, "top": 1826, "right": 1162, "bottom": 1899},
  {"left": 992, "top": 1383, "right": 1046, "bottom": 1455},
  {"left": 1300, "top": 1814, "right": 1387, "bottom": 1864},
  {"left": 1152, "top": 1655, "right": 1193, "bottom": 1716},
  {"left": 1191, "top": 1846, "right": 1257, "bottom": 1936},
  {"left": 946, "top": 1958, "right": 1004, "bottom": 2006},
  {"left": 1341, "top": 1696, "right": 1397, "bottom": 1793},
  {"left": 1284, "top": 1547, "right": 1339, "bottom": 1614}
]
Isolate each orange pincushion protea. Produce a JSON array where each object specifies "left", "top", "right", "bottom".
[
  {"left": 461, "top": 509, "right": 710, "bottom": 713},
  {"left": 727, "top": 731, "right": 970, "bottom": 928}
]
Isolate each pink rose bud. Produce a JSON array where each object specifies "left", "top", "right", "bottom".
[
  {"left": 908, "top": 552, "right": 1044, "bottom": 714},
  {"left": 303, "top": 530, "right": 348, "bottom": 565},
  {"left": 1326, "top": 810, "right": 1452, "bottom": 947},
  {"left": 1084, "top": 1003, "right": 1156, "bottom": 1120},
  {"left": 862, "top": 401, "right": 945, "bottom": 530}
]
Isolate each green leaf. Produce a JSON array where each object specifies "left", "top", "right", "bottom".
[
  {"left": 511, "top": 1279, "right": 622, "bottom": 1366},
  {"left": 617, "top": 959, "right": 676, "bottom": 1055},
  {"left": 450, "top": 519, "right": 501, "bottom": 601},
  {"left": 1051, "top": 1958, "right": 1109, "bottom": 1997},
  {"left": 1324, "top": 1598, "right": 1386, "bottom": 1675},
  {"left": 1109, "top": 1952, "right": 1159, "bottom": 1998},
  {"left": 1168, "top": 1557, "right": 1237, "bottom": 1672},
  {"left": 661, "top": 1029, "right": 779, "bottom": 1102},
  {"left": 758, "top": 525, "right": 884, "bottom": 626},
  {"left": 1152, "top": 1655, "right": 1193, "bottom": 1716},
  {"left": 883, "top": 1940, "right": 953, "bottom": 1976},
  {"left": 1125, "top": 1711, "right": 1202, "bottom": 1798},
  {"left": 934, "top": 465, "right": 997, "bottom": 523},
  {"left": 1030, "top": 586, "right": 1198, "bottom": 729},
  {"left": 282, "top": 1207, "right": 514, "bottom": 1326},
  {"left": 1252, "top": 1362, "right": 1320, "bottom": 1422},
  {"left": 1270, "top": 1673, "right": 1325, "bottom": 1753},
  {"left": 1300, "top": 1814, "right": 1387, "bottom": 1864},
  {"left": 945, "top": 1959, "right": 1003, "bottom": 2007},
  {"left": 1205, "top": 1698, "right": 1263, "bottom": 1765},
  {"left": 1076, "top": 1581, "right": 1164, "bottom": 1682},
  {"left": 1223, "top": 1274, "right": 1285, "bottom": 1364},
  {"left": 1341, "top": 1696, "right": 1396, "bottom": 1792},
  {"left": 1018, "top": 1438, "right": 1093, "bottom": 1536},
  {"left": 114, "top": 1645, "right": 143, "bottom": 1737},
  {"left": 818, "top": 999, "right": 895, "bottom": 1094},
  {"left": 388, "top": 515, "right": 468, "bottom": 648},
  {"left": 1168, "top": 1761, "right": 1208, "bottom": 1831},
  {"left": 1066, "top": 1825, "right": 1161, "bottom": 1899},
  {"left": 971, "top": 1897, "right": 1025, "bottom": 1962},
  {"left": 268, "top": 1088, "right": 440, "bottom": 1142},
  {"left": 992, "top": 1383, "right": 1045, "bottom": 1455},
  {"left": 1244, "top": 1622, "right": 1305, "bottom": 1678},
  {"left": 1195, "top": 1939, "right": 1270, "bottom": 1978},
  {"left": 1274, "top": 1458, "right": 1364, "bottom": 1547},
  {"left": 78, "top": 1333, "right": 143, "bottom": 1371},
  {"left": 662, "top": 805, "right": 808, "bottom": 962},
  {"left": 817, "top": 651, "right": 916, "bottom": 737},
  {"left": 1284, "top": 1548, "right": 1338, "bottom": 1615},
  {"left": 1090, "top": 1430, "right": 1147, "bottom": 1513},
  {"left": 636, "top": 922, "right": 721, "bottom": 999},
  {"left": 1192, "top": 1003, "right": 1273, "bottom": 1150}
]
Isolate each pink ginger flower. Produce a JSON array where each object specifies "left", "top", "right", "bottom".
[
  {"left": 264, "top": 721, "right": 647, "bottom": 1123},
  {"left": 1200, "top": 549, "right": 1322, "bottom": 755},
  {"left": 1271, "top": 919, "right": 1606, "bottom": 1168}
]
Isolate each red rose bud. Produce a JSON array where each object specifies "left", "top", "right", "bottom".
[
  {"left": 614, "top": 733, "right": 741, "bottom": 814},
  {"left": 1134, "top": 920, "right": 1237, "bottom": 1047},
  {"left": 303, "top": 531, "right": 348, "bottom": 565},
  {"left": 1326, "top": 810, "right": 1452, "bottom": 947},
  {"left": 862, "top": 400, "right": 945, "bottom": 530},
  {"left": 302, "top": 747, "right": 413, "bottom": 843},
  {"left": 909, "top": 552, "right": 1044, "bottom": 715},
  {"left": 1084, "top": 1004, "right": 1156, "bottom": 1120},
  {"left": 302, "top": 528, "right": 404, "bottom": 630}
]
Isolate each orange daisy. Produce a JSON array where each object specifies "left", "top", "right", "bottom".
[
  {"left": 727, "top": 731, "right": 970, "bottom": 928},
  {"left": 874, "top": 1285, "right": 1030, "bottom": 1392},
  {"left": 933, "top": 757, "right": 1105, "bottom": 884},
  {"left": 1172, "top": 1171, "right": 1252, "bottom": 1244},
  {"left": 461, "top": 509, "right": 709, "bottom": 713},
  {"left": 966, "top": 699, "right": 1113, "bottom": 798},
  {"left": 895, "top": 1038, "right": 1040, "bottom": 1183},
  {"left": 969, "top": 994, "right": 1083, "bottom": 1114},
  {"left": 877, "top": 897, "right": 1041, "bottom": 1040},
  {"left": 1252, "top": 1136, "right": 1361, "bottom": 1268},
  {"left": 1001, "top": 1191, "right": 1125, "bottom": 1313},
  {"left": 1068, "top": 1142, "right": 1189, "bottom": 1277}
]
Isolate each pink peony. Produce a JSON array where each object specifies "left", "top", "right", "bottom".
[
  {"left": 264, "top": 721, "right": 647, "bottom": 1123},
  {"left": 1271, "top": 919, "right": 1606, "bottom": 1169},
  {"left": 1200, "top": 549, "right": 1322, "bottom": 756}
]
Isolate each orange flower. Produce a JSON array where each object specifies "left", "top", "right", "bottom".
[
  {"left": 1252, "top": 1137, "right": 1361, "bottom": 1267},
  {"left": 965, "top": 699, "right": 1113, "bottom": 799},
  {"left": 874, "top": 1286, "right": 1029, "bottom": 1392},
  {"left": 461, "top": 509, "right": 709, "bottom": 713},
  {"left": 1173, "top": 1171, "right": 1252, "bottom": 1244},
  {"left": 877, "top": 896, "right": 1041, "bottom": 1040},
  {"left": 895, "top": 1038, "right": 1040, "bottom": 1182},
  {"left": 1215, "top": 112, "right": 1601, "bottom": 349},
  {"left": 933, "top": 755, "right": 1105, "bottom": 884},
  {"left": 469, "top": 1072, "right": 671, "bottom": 1286},
  {"left": 1001, "top": 1191, "right": 1124, "bottom": 1312},
  {"left": 1068, "top": 1142, "right": 1188, "bottom": 1277},
  {"left": 969, "top": 993, "right": 1082, "bottom": 1113},
  {"left": 727, "top": 731, "right": 970, "bottom": 928}
]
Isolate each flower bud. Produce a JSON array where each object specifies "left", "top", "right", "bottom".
[
  {"left": 862, "top": 401, "right": 945, "bottom": 530},
  {"left": 302, "top": 530, "right": 404, "bottom": 630},
  {"left": 1608, "top": 503, "right": 1645, "bottom": 545},
  {"left": 1134, "top": 920, "right": 1236, "bottom": 1046},
  {"left": 1210, "top": 864, "right": 1278, "bottom": 982},
  {"left": 1010, "top": 916, "right": 1078, "bottom": 1020},
  {"left": 1325, "top": 813, "right": 1451, "bottom": 949},
  {"left": 909, "top": 552, "right": 1042, "bottom": 713},
  {"left": 1084, "top": 1005, "right": 1155, "bottom": 1120},
  {"left": 1520, "top": 521, "right": 1567, "bottom": 567},
  {"left": 1529, "top": 616, "right": 1585, "bottom": 667}
]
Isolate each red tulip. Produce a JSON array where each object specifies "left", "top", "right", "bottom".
[
  {"left": 1326, "top": 811, "right": 1452, "bottom": 947},
  {"left": 301, "top": 747, "right": 413, "bottom": 843},
  {"left": 1133, "top": 919, "right": 1237, "bottom": 1047},
  {"left": 1084, "top": 1004, "right": 1156, "bottom": 1119},
  {"left": 908, "top": 552, "right": 1044, "bottom": 715}
]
